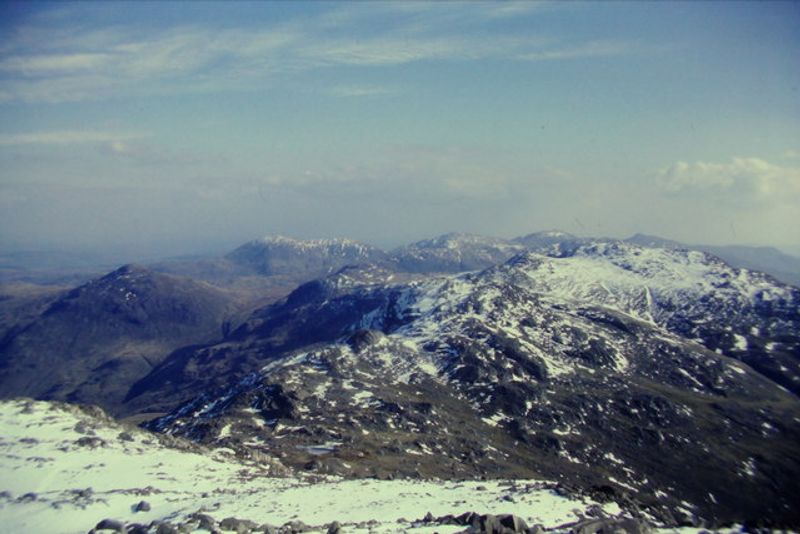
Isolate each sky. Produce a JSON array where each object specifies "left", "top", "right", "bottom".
[{"left": 1, "top": 0, "right": 799, "bottom": 259}]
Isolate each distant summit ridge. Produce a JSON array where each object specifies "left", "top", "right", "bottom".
[
  {"left": 390, "top": 232, "right": 524, "bottom": 272},
  {"left": 255, "top": 234, "right": 370, "bottom": 248},
  {"left": 226, "top": 235, "right": 388, "bottom": 277}
]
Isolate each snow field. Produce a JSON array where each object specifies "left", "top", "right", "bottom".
[{"left": 1, "top": 399, "right": 625, "bottom": 534}]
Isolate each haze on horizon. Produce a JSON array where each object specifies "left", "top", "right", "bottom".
[{"left": 1, "top": 1, "right": 799, "bottom": 260}]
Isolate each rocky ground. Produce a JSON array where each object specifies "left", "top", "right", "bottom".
[{"left": 0, "top": 398, "right": 739, "bottom": 534}]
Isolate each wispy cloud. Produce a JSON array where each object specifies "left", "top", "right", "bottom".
[
  {"left": 0, "top": 52, "right": 111, "bottom": 73},
  {"left": 0, "top": 3, "right": 646, "bottom": 103},
  {"left": 328, "top": 84, "right": 400, "bottom": 98},
  {"left": 518, "top": 40, "right": 637, "bottom": 61},
  {"left": 0, "top": 130, "right": 142, "bottom": 146},
  {"left": 0, "top": 129, "right": 218, "bottom": 168}
]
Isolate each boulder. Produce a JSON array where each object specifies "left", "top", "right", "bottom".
[
  {"left": 75, "top": 436, "right": 107, "bottom": 448},
  {"left": 94, "top": 518, "right": 126, "bottom": 532},
  {"left": 16, "top": 492, "right": 37, "bottom": 503},
  {"left": 457, "top": 512, "right": 482, "bottom": 527},
  {"left": 480, "top": 514, "right": 504, "bottom": 533},
  {"left": 187, "top": 512, "right": 217, "bottom": 531},
  {"left": 498, "top": 514, "right": 529, "bottom": 532},
  {"left": 133, "top": 500, "right": 151, "bottom": 512},
  {"left": 571, "top": 517, "right": 652, "bottom": 534},
  {"left": 219, "top": 517, "right": 258, "bottom": 533},
  {"left": 281, "top": 520, "right": 310, "bottom": 533}
]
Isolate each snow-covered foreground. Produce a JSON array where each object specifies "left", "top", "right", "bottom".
[
  {"left": 0, "top": 399, "right": 611, "bottom": 533},
  {"left": 0, "top": 399, "right": 743, "bottom": 534}
]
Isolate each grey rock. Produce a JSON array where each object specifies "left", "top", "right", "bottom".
[
  {"left": 75, "top": 436, "right": 107, "bottom": 448},
  {"left": 219, "top": 517, "right": 258, "bottom": 533},
  {"left": 281, "top": 520, "right": 310, "bottom": 533},
  {"left": 74, "top": 421, "right": 96, "bottom": 435},
  {"left": 94, "top": 518, "right": 126, "bottom": 532},
  {"left": 437, "top": 514, "right": 460, "bottom": 526},
  {"left": 457, "top": 512, "right": 482, "bottom": 527},
  {"left": 154, "top": 523, "right": 180, "bottom": 534},
  {"left": 73, "top": 487, "right": 94, "bottom": 499},
  {"left": 480, "top": 514, "right": 503, "bottom": 534},
  {"left": 571, "top": 517, "right": 652, "bottom": 534},
  {"left": 134, "top": 500, "right": 151, "bottom": 512},
  {"left": 326, "top": 521, "right": 343, "bottom": 534},
  {"left": 188, "top": 513, "right": 217, "bottom": 531},
  {"left": 16, "top": 492, "right": 37, "bottom": 503},
  {"left": 498, "top": 514, "right": 528, "bottom": 532}
]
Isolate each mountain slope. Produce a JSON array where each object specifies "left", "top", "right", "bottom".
[
  {"left": 141, "top": 243, "right": 800, "bottom": 527},
  {"left": 0, "top": 265, "right": 239, "bottom": 415},
  {"left": 498, "top": 242, "right": 800, "bottom": 393},
  {"left": 626, "top": 233, "right": 800, "bottom": 287}
]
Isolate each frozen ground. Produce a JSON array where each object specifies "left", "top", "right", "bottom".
[{"left": 0, "top": 399, "right": 748, "bottom": 534}]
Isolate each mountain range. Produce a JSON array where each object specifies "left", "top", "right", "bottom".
[{"left": 0, "top": 230, "right": 798, "bottom": 528}]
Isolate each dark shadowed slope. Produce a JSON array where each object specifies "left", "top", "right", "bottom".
[{"left": 0, "top": 264, "right": 240, "bottom": 415}]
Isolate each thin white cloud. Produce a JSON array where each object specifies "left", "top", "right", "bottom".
[
  {"left": 318, "top": 1, "right": 547, "bottom": 30},
  {"left": 0, "top": 52, "right": 111, "bottom": 73},
  {"left": 518, "top": 40, "right": 636, "bottom": 61},
  {"left": 328, "top": 85, "right": 400, "bottom": 98},
  {"left": 0, "top": 4, "right": 649, "bottom": 103},
  {"left": 656, "top": 157, "right": 800, "bottom": 197},
  {"left": 0, "top": 130, "right": 142, "bottom": 146},
  {"left": 485, "top": 1, "right": 548, "bottom": 19}
]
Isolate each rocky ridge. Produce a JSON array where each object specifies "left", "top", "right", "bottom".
[
  {"left": 144, "top": 242, "right": 800, "bottom": 527},
  {"left": 225, "top": 236, "right": 389, "bottom": 277}
]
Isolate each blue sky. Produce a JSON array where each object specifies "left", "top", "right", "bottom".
[{"left": 1, "top": 1, "right": 799, "bottom": 257}]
